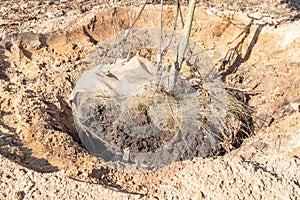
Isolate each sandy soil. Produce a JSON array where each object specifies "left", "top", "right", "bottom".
[{"left": 0, "top": 0, "right": 300, "bottom": 199}]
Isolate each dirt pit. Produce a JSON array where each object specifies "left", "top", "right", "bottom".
[{"left": 0, "top": 3, "right": 300, "bottom": 199}]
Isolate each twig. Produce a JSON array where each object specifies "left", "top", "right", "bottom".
[
  {"left": 123, "top": 0, "right": 147, "bottom": 39},
  {"left": 128, "top": 0, "right": 147, "bottom": 31},
  {"left": 157, "top": 0, "right": 181, "bottom": 75},
  {"left": 224, "top": 86, "right": 262, "bottom": 95}
]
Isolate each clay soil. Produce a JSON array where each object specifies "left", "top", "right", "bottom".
[{"left": 0, "top": 0, "right": 300, "bottom": 199}]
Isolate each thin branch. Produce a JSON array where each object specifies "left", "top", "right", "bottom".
[
  {"left": 157, "top": 0, "right": 164, "bottom": 72},
  {"left": 128, "top": 0, "right": 148, "bottom": 31},
  {"left": 169, "top": 0, "right": 197, "bottom": 89},
  {"left": 177, "top": 0, "right": 197, "bottom": 69}
]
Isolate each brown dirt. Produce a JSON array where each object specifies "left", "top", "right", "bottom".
[{"left": 0, "top": 1, "right": 300, "bottom": 199}]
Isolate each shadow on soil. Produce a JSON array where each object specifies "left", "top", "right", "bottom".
[
  {"left": 0, "top": 43, "right": 10, "bottom": 81},
  {"left": 90, "top": 168, "right": 145, "bottom": 196},
  {"left": 0, "top": 41, "right": 59, "bottom": 173},
  {"left": 221, "top": 20, "right": 265, "bottom": 79},
  {"left": 45, "top": 96, "right": 80, "bottom": 142},
  {"left": 0, "top": 129, "right": 59, "bottom": 173}
]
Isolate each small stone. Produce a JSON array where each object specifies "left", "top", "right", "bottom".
[
  {"left": 290, "top": 102, "right": 300, "bottom": 112},
  {"left": 250, "top": 12, "right": 262, "bottom": 19},
  {"left": 46, "top": 11, "right": 54, "bottom": 19},
  {"left": 29, "top": 39, "right": 41, "bottom": 49}
]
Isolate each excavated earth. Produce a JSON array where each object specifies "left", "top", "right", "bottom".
[{"left": 0, "top": 1, "right": 300, "bottom": 199}]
